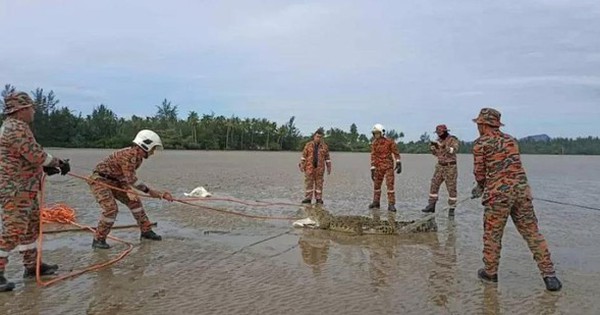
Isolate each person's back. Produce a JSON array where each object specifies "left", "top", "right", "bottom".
[
  {"left": 0, "top": 117, "right": 47, "bottom": 194},
  {"left": 93, "top": 146, "right": 143, "bottom": 183},
  {"left": 471, "top": 107, "right": 561, "bottom": 292},
  {"left": 473, "top": 129, "right": 529, "bottom": 198}
]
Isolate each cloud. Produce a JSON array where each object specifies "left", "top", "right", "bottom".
[
  {"left": 478, "top": 76, "right": 600, "bottom": 88},
  {"left": 0, "top": 0, "right": 599, "bottom": 141}
]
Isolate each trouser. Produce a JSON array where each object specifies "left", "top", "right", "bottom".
[
  {"left": 89, "top": 178, "right": 153, "bottom": 240},
  {"left": 0, "top": 191, "right": 41, "bottom": 271},
  {"left": 482, "top": 194, "right": 555, "bottom": 276},
  {"left": 428, "top": 163, "right": 457, "bottom": 207},
  {"left": 373, "top": 167, "right": 395, "bottom": 204},
  {"left": 304, "top": 170, "right": 325, "bottom": 200}
]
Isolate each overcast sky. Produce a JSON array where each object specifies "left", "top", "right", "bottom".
[{"left": 1, "top": 0, "right": 599, "bottom": 141}]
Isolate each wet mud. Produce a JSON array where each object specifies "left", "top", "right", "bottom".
[{"left": 0, "top": 150, "right": 599, "bottom": 314}]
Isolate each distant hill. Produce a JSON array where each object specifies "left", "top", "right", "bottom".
[{"left": 520, "top": 134, "right": 551, "bottom": 142}]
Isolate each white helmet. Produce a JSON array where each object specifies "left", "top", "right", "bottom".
[
  {"left": 372, "top": 123, "right": 385, "bottom": 134},
  {"left": 133, "top": 129, "right": 163, "bottom": 152}
]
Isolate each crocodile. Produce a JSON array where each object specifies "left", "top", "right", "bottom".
[{"left": 294, "top": 206, "right": 437, "bottom": 235}]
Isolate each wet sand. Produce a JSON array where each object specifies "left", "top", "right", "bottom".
[{"left": 1, "top": 149, "right": 599, "bottom": 314}]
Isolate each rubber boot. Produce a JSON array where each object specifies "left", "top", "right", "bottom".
[
  {"left": 422, "top": 202, "right": 436, "bottom": 213},
  {"left": 24, "top": 262, "right": 59, "bottom": 278},
  {"left": 388, "top": 204, "right": 396, "bottom": 212},
  {"left": 301, "top": 198, "right": 311, "bottom": 204},
  {"left": 368, "top": 201, "right": 380, "bottom": 209},
  {"left": 448, "top": 206, "right": 455, "bottom": 217},
  {"left": 141, "top": 230, "right": 162, "bottom": 241},
  {"left": 0, "top": 272, "right": 15, "bottom": 292},
  {"left": 477, "top": 268, "right": 498, "bottom": 283},
  {"left": 92, "top": 239, "right": 111, "bottom": 249},
  {"left": 543, "top": 276, "right": 562, "bottom": 292}
]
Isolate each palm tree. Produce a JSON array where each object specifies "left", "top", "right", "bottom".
[{"left": 187, "top": 111, "right": 199, "bottom": 143}]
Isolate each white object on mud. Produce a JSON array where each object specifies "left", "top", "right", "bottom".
[
  {"left": 184, "top": 186, "right": 212, "bottom": 198},
  {"left": 293, "top": 217, "right": 317, "bottom": 228}
]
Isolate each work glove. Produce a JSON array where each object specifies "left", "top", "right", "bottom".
[
  {"left": 148, "top": 189, "right": 163, "bottom": 199},
  {"left": 162, "top": 191, "right": 174, "bottom": 202},
  {"left": 471, "top": 184, "right": 484, "bottom": 199},
  {"left": 58, "top": 159, "right": 70, "bottom": 175},
  {"left": 370, "top": 168, "right": 375, "bottom": 181},
  {"left": 127, "top": 191, "right": 139, "bottom": 201},
  {"left": 298, "top": 162, "right": 305, "bottom": 172},
  {"left": 43, "top": 166, "right": 60, "bottom": 176},
  {"left": 395, "top": 161, "right": 402, "bottom": 174}
]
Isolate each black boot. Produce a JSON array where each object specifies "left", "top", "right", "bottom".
[
  {"left": 23, "top": 262, "right": 59, "bottom": 278},
  {"left": 301, "top": 198, "right": 312, "bottom": 204},
  {"left": 141, "top": 230, "right": 162, "bottom": 241},
  {"left": 448, "top": 206, "right": 455, "bottom": 216},
  {"left": 92, "top": 238, "right": 111, "bottom": 249},
  {"left": 543, "top": 276, "right": 562, "bottom": 292},
  {"left": 315, "top": 199, "right": 323, "bottom": 205},
  {"left": 368, "top": 201, "right": 380, "bottom": 209},
  {"left": 0, "top": 273, "right": 15, "bottom": 292},
  {"left": 477, "top": 268, "right": 498, "bottom": 283},
  {"left": 388, "top": 204, "right": 396, "bottom": 212},
  {"left": 422, "top": 202, "right": 436, "bottom": 213}
]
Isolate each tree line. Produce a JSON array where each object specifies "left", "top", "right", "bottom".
[{"left": 1, "top": 84, "right": 599, "bottom": 155}]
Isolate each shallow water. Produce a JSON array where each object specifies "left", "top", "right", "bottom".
[{"left": 1, "top": 149, "right": 599, "bottom": 314}]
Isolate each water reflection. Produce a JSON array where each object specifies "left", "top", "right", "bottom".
[
  {"left": 86, "top": 243, "right": 153, "bottom": 314},
  {"left": 298, "top": 230, "right": 330, "bottom": 276},
  {"left": 297, "top": 207, "right": 444, "bottom": 293},
  {"left": 427, "top": 216, "right": 458, "bottom": 308}
]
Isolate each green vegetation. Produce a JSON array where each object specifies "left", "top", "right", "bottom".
[{"left": 1, "top": 84, "right": 599, "bottom": 155}]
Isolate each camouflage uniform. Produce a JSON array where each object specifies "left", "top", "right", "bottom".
[
  {"left": 0, "top": 92, "right": 64, "bottom": 279},
  {"left": 472, "top": 108, "right": 559, "bottom": 288},
  {"left": 300, "top": 139, "right": 331, "bottom": 202},
  {"left": 370, "top": 137, "right": 401, "bottom": 206},
  {"left": 90, "top": 147, "right": 154, "bottom": 241},
  {"left": 424, "top": 125, "right": 459, "bottom": 212}
]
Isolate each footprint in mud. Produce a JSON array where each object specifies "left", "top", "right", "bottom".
[
  {"left": 152, "top": 288, "right": 167, "bottom": 298},
  {"left": 203, "top": 230, "right": 231, "bottom": 235}
]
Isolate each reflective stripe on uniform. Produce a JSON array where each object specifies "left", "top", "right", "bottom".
[
  {"left": 17, "top": 242, "right": 37, "bottom": 252},
  {"left": 42, "top": 154, "right": 54, "bottom": 166},
  {"left": 0, "top": 249, "right": 9, "bottom": 258},
  {"left": 130, "top": 207, "right": 143, "bottom": 213},
  {"left": 100, "top": 215, "right": 115, "bottom": 223}
]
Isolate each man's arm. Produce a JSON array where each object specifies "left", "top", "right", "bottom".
[
  {"left": 472, "top": 138, "right": 486, "bottom": 187},
  {"left": 324, "top": 144, "right": 332, "bottom": 174}
]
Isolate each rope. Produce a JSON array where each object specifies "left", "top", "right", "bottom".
[
  {"left": 36, "top": 174, "right": 135, "bottom": 287},
  {"left": 67, "top": 172, "right": 300, "bottom": 221},
  {"left": 68, "top": 165, "right": 300, "bottom": 208},
  {"left": 534, "top": 198, "right": 600, "bottom": 211}
]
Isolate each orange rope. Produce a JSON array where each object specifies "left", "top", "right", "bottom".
[
  {"left": 36, "top": 174, "right": 134, "bottom": 287},
  {"left": 183, "top": 196, "right": 300, "bottom": 207},
  {"left": 41, "top": 203, "right": 76, "bottom": 224},
  {"left": 33, "top": 170, "right": 300, "bottom": 287},
  {"left": 67, "top": 172, "right": 299, "bottom": 221}
]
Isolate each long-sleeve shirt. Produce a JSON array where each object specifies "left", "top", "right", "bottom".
[
  {"left": 0, "top": 117, "right": 60, "bottom": 195},
  {"left": 301, "top": 141, "right": 331, "bottom": 174},
  {"left": 472, "top": 130, "right": 529, "bottom": 198},
  {"left": 370, "top": 137, "right": 400, "bottom": 170},
  {"left": 430, "top": 135, "right": 459, "bottom": 164}
]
